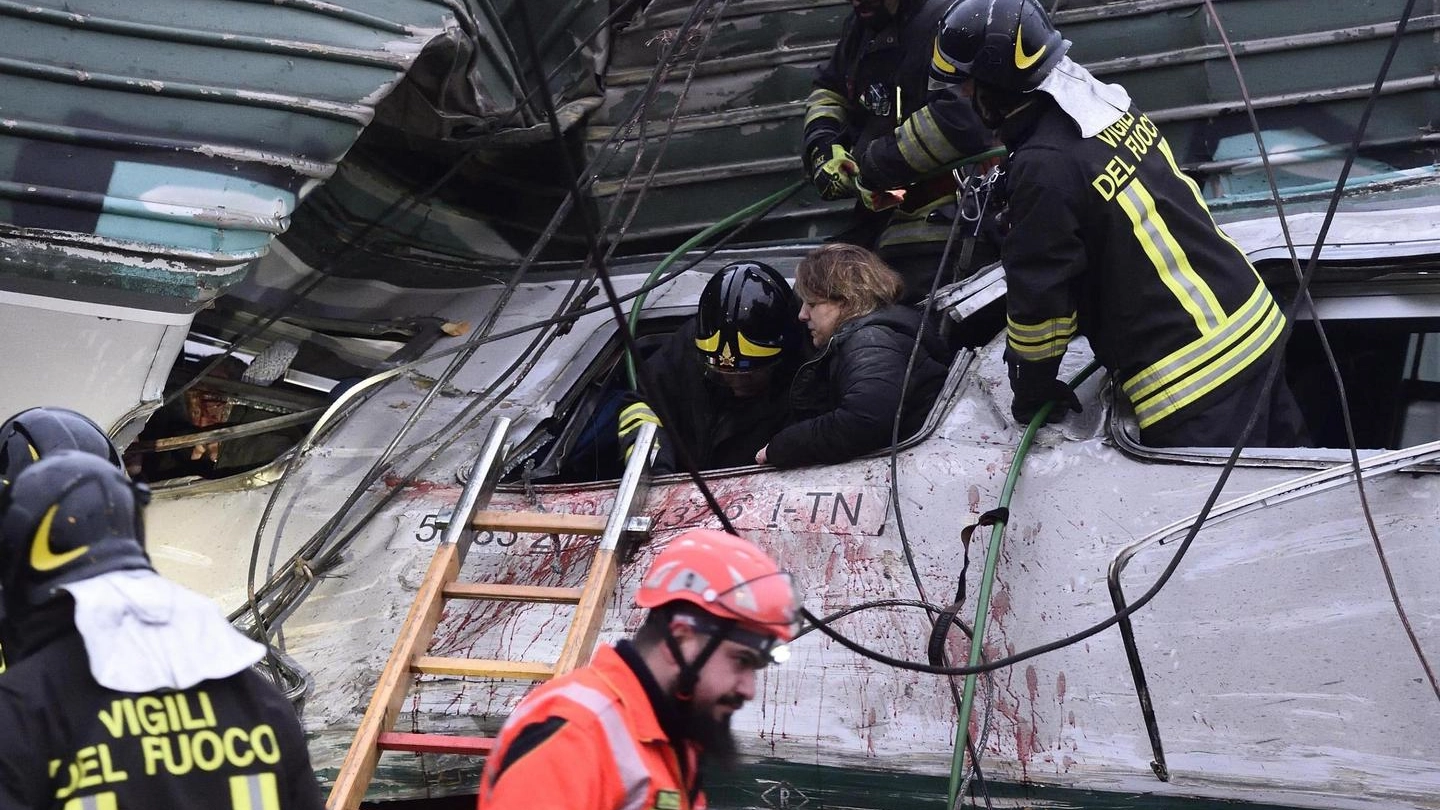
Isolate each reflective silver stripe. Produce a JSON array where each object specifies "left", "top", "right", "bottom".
[
  {"left": 1157, "top": 137, "right": 1256, "bottom": 264},
  {"left": 550, "top": 683, "right": 653, "bottom": 810},
  {"left": 875, "top": 207, "right": 952, "bottom": 248},
  {"left": 1123, "top": 283, "right": 1271, "bottom": 401},
  {"left": 63, "top": 794, "right": 117, "bottom": 810},
  {"left": 1006, "top": 313, "right": 1078, "bottom": 362},
  {"left": 229, "top": 774, "right": 279, "bottom": 810},
  {"left": 1117, "top": 180, "right": 1224, "bottom": 333},
  {"left": 897, "top": 107, "right": 962, "bottom": 173},
  {"left": 1125, "top": 290, "right": 1285, "bottom": 428},
  {"left": 490, "top": 685, "right": 654, "bottom": 809},
  {"left": 805, "top": 88, "right": 848, "bottom": 127}
]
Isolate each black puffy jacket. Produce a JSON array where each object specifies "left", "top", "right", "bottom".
[{"left": 766, "top": 306, "right": 950, "bottom": 467}]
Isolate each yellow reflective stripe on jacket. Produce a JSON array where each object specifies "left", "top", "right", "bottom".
[
  {"left": 1123, "top": 285, "right": 1285, "bottom": 428},
  {"left": 896, "top": 107, "right": 963, "bottom": 174},
  {"left": 874, "top": 196, "right": 954, "bottom": 249},
  {"left": 229, "top": 774, "right": 279, "bottom": 810},
  {"left": 1116, "top": 179, "right": 1225, "bottom": 332},
  {"left": 804, "top": 88, "right": 849, "bottom": 128},
  {"left": 1157, "top": 138, "right": 1256, "bottom": 267},
  {"left": 1006, "top": 312, "right": 1078, "bottom": 362},
  {"left": 619, "top": 402, "right": 660, "bottom": 436}
]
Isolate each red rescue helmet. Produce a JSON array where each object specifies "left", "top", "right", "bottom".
[{"left": 637, "top": 528, "right": 800, "bottom": 648}]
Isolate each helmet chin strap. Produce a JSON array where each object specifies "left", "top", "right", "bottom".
[
  {"left": 664, "top": 615, "right": 735, "bottom": 700},
  {"left": 972, "top": 84, "right": 1034, "bottom": 129}
]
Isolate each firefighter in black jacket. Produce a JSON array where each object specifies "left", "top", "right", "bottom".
[
  {"left": 0, "top": 406, "right": 126, "bottom": 673},
  {"left": 618, "top": 261, "right": 806, "bottom": 475},
  {"left": 803, "top": 0, "right": 997, "bottom": 302},
  {"left": 0, "top": 450, "right": 325, "bottom": 810},
  {"left": 930, "top": 0, "right": 1307, "bottom": 447}
]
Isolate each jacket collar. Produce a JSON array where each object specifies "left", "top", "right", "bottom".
[{"left": 605, "top": 640, "right": 686, "bottom": 745}]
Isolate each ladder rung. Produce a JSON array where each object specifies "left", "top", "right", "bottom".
[
  {"left": 443, "top": 583, "right": 583, "bottom": 603},
  {"left": 471, "top": 511, "right": 609, "bottom": 535},
  {"left": 377, "top": 732, "right": 495, "bottom": 755},
  {"left": 413, "top": 656, "right": 556, "bottom": 680}
]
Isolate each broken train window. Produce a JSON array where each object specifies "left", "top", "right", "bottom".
[{"left": 126, "top": 301, "right": 453, "bottom": 482}]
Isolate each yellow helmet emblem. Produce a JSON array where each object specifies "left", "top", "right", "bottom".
[
  {"left": 932, "top": 40, "right": 957, "bottom": 75},
  {"left": 737, "top": 332, "right": 781, "bottom": 358},
  {"left": 717, "top": 344, "right": 737, "bottom": 368},
  {"left": 1014, "top": 26, "right": 1046, "bottom": 70},
  {"left": 30, "top": 504, "right": 89, "bottom": 572}
]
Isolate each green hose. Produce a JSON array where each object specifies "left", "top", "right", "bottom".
[{"left": 946, "top": 360, "right": 1102, "bottom": 808}]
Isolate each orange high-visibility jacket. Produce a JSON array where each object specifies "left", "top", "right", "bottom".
[{"left": 478, "top": 644, "right": 705, "bottom": 810}]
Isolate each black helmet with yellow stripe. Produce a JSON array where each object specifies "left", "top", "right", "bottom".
[
  {"left": 0, "top": 450, "right": 151, "bottom": 615},
  {"left": 695, "top": 261, "right": 797, "bottom": 376},
  {"left": 0, "top": 407, "right": 123, "bottom": 504},
  {"left": 930, "top": 0, "right": 1069, "bottom": 93}
]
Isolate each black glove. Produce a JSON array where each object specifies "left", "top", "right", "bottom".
[
  {"left": 1008, "top": 361, "right": 1082, "bottom": 425},
  {"left": 618, "top": 400, "right": 662, "bottom": 463}
]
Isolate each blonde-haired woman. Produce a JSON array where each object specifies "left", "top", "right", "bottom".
[{"left": 756, "top": 243, "right": 951, "bottom": 467}]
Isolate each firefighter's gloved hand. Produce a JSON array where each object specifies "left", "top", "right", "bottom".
[
  {"left": 808, "top": 144, "right": 859, "bottom": 201},
  {"left": 855, "top": 177, "right": 906, "bottom": 211},
  {"left": 618, "top": 401, "right": 662, "bottom": 462},
  {"left": 1008, "top": 361, "right": 1082, "bottom": 425}
]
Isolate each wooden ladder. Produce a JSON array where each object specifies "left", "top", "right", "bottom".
[{"left": 327, "top": 416, "right": 658, "bottom": 809}]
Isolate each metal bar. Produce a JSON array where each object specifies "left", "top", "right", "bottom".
[
  {"left": 1148, "top": 75, "right": 1435, "bottom": 124},
  {"left": 1109, "top": 582, "right": 1171, "bottom": 780},
  {"left": 0, "top": 56, "right": 372, "bottom": 123},
  {"left": 443, "top": 417, "right": 512, "bottom": 558},
  {"left": 553, "top": 422, "right": 656, "bottom": 674},
  {"left": 1084, "top": 16, "right": 1440, "bottom": 75},
  {"left": 0, "top": 0, "right": 412, "bottom": 67},
  {"left": 598, "top": 422, "right": 656, "bottom": 554},
  {"left": 1105, "top": 437, "right": 1440, "bottom": 783},
  {"left": 131, "top": 408, "right": 324, "bottom": 454}
]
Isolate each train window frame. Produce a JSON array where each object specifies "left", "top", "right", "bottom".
[
  {"left": 1109, "top": 282, "right": 1440, "bottom": 471},
  {"left": 502, "top": 305, "right": 972, "bottom": 487}
]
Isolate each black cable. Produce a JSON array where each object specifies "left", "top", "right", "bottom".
[
  {"left": 791, "top": 3, "right": 1434, "bottom": 681},
  {"left": 1199, "top": 0, "right": 1439, "bottom": 701},
  {"left": 228, "top": 165, "right": 804, "bottom": 630},
  {"left": 515, "top": 0, "right": 739, "bottom": 536},
  {"left": 233, "top": 2, "right": 749, "bottom": 634},
  {"left": 885, "top": 176, "right": 996, "bottom": 810},
  {"left": 167, "top": 0, "right": 653, "bottom": 409}
]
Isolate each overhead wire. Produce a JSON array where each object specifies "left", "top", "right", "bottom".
[
  {"left": 218, "top": 0, "right": 1440, "bottom": 749},
  {"left": 163, "top": 0, "right": 649, "bottom": 410},
  {"left": 1198, "top": 0, "right": 1438, "bottom": 701},
  {"left": 513, "top": 0, "right": 741, "bottom": 538},
  {"left": 234, "top": 0, "right": 739, "bottom": 644}
]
